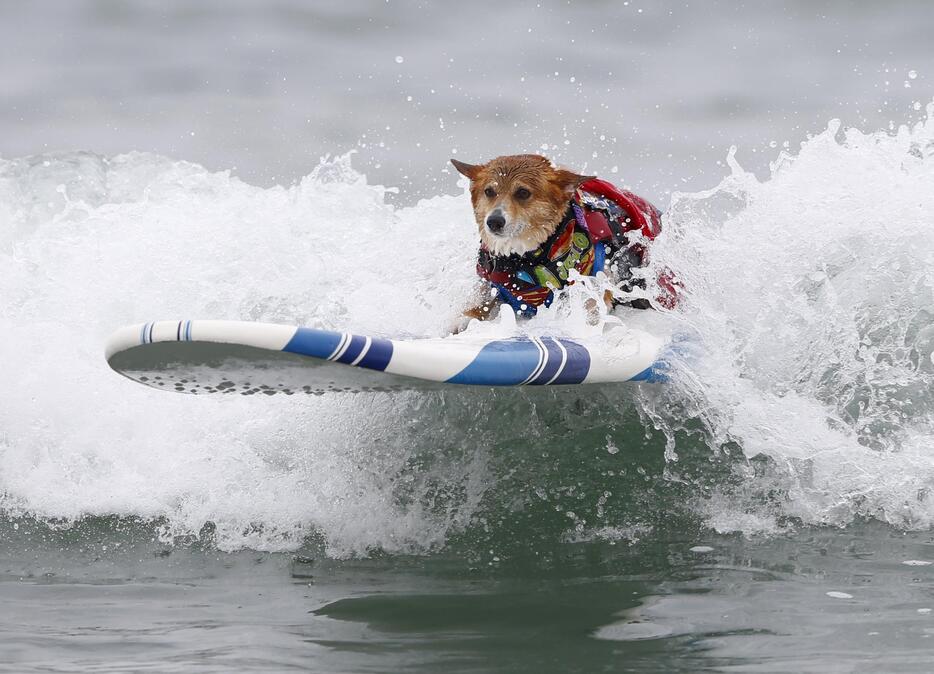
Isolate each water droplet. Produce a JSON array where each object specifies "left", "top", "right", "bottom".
[
  {"left": 394, "top": 55, "right": 404, "bottom": 64},
  {"left": 908, "top": 69, "right": 918, "bottom": 79}
]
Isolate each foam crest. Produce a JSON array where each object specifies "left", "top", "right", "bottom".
[
  {"left": 646, "top": 105, "right": 934, "bottom": 531},
  {"left": 3, "top": 105, "right": 934, "bottom": 554},
  {"left": 0, "top": 151, "right": 490, "bottom": 555}
]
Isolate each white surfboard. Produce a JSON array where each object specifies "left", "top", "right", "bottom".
[{"left": 105, "top": 320, "right": 672, "bottom": 395}]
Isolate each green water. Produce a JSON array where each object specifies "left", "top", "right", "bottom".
[
  {"left": 3, "top": 397, "right": 932, "bottom": 671},
  {"left": 2, "top": 517, "right": 933, "bottom": 672}
]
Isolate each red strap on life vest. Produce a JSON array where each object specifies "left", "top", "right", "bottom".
[{"left": 580, "top": 178, "right": 662, "bottom": 240}]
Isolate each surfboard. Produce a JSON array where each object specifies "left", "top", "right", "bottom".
[{"left": 105, "top": 320, "right": 671, "bottom": 395}]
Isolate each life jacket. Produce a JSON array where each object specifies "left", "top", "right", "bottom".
[{"left": 476, "top": 178, "right": 675, "bottom": 315}]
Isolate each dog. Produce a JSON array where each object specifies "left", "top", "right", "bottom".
[{"left": 451, "top": 154, "right": 664, "bottom": 330}]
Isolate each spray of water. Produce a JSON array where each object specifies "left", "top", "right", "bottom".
[
  {"left": 1, "top": 106, "right": 933, "bottom": 554},
  {"left": 644, "top": 106, "right": 934, "bottom": 532}
]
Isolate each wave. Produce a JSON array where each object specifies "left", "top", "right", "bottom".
[
  {"left": 646, "top": 105, "right": 934, "bottom": 533},
  {"left": 1, "top": 104, "right": 933, "bottom": 555}
]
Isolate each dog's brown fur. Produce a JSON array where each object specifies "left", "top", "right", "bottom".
[
  {"left": 452, "top": 154, "right": 609, "bottom": 328},
  {"left": 452, "top": 154, "right": 593, "bottom": 256}
]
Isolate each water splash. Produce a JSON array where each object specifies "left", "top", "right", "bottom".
[
  {"left": 645, "top": 104, "right": 934, "bottom": 532},
  {"left": 2, "top": 106, "right": 934, "bottom": 555},
  {"left": 0, "top": 150, "right": 487, "bottom": 555}
]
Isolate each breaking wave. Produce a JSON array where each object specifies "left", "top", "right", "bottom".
[{"left": 1, "top": 104, "right": 933, "bottom": 555}]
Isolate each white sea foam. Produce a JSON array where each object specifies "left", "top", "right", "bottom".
[
  {"left": 2, "top": 104, "right": 934, "bottom": 554},
  {"left": 0, "top": 151, "right": 491, "bottom": 555},
  {"left": 826, "top": 591, "right": 854, "bottom": 600},
  {"left": 644, "top": 103, "right": 934, "bottom": 533}
]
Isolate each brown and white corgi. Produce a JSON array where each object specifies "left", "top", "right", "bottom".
[{"left": 451, "top": 154, "right": 665, "bottom": 330}]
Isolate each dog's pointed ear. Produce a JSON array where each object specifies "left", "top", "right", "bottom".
[
  {"left": 451, "top": 158, "right": 482, "bottom": 180},
  {"left": 555, "top": 169, "right": 596, "bottom": 196}
]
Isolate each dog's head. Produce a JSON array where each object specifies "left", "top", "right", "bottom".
[{"left": 451, "top": 154, "right": 594, "bottom": 256}]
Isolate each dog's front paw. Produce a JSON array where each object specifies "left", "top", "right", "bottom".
[
  {"left": 450, "top": 301, "right": 501, "bottom": 334},
  {"left": 583, "top": 290, "right": 615, "bottom": 325}
]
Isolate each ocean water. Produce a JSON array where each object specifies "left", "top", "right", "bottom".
[{"left": 2, "top": 1, "right": 934, "bottom": 672}]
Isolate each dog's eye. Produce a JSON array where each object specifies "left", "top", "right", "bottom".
[
  {"left": 484, "top": 187, "right": 496, "bottom": 198},
  {"left": 514, "top": 188, "right": 531, "bottom": 200}
]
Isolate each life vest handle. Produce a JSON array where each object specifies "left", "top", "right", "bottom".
[{"left": 580, "top": 178, "right": 662, "bottom": 240}]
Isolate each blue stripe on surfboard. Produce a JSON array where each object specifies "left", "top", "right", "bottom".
[
  {"left": 281, "top": 329, "right": 394, "bottom": 371},
  {"left": 446, "top": 339, "right": 542, "bottom": 386},
  {"left": 629, "top": 340, "right": 685, "bottom": 383},
  {"left": 551, "top": 339, "right": 590, "bottom": 384},
  {"left": 528, "top": 337, "right": 563, "bottom": 385},
  {"left": 283, "top": 327, "right": 344, "bottom": 360},
  {"left": 357, "top": 337, "right": 393, "bottom": 371},
  {"left": 336, "top": 334, "right": 367, "bottom": 364},
  {"left": 628, "top": 362, "right": 668, "bottom": 383}
]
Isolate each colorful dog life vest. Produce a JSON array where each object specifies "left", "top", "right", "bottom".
[{"left": 476, "top": 178, "right": 663, "bottom": 316}]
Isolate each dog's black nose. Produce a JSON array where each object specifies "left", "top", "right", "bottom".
[{"left": 486, "top": 212, "right": 506, "bottom": 233}]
